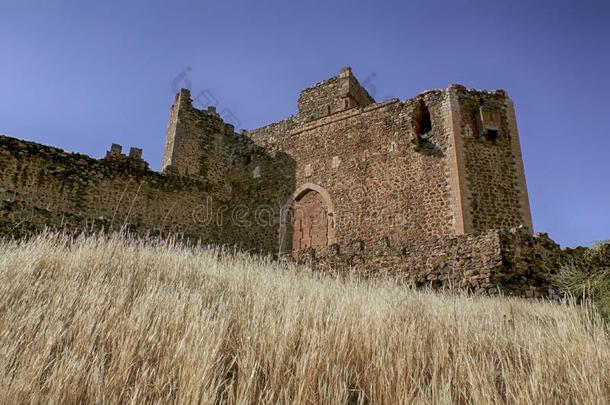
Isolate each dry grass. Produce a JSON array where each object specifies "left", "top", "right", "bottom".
[{"left": 1, "top": 233, "right": 609, "bottom": 404}]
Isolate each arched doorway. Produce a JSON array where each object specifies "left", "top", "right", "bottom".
[
  {"left": 279, "top": 183, "right": 336, "bottom": 256},
  {"left": 292, "top": 190, "right": 328, "bottom": 255}
]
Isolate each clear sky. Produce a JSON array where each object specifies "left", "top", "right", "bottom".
[{"left": 0, "top": 0, "right": 608, "bottom": 247}]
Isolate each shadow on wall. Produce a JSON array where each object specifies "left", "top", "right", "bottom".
[{"left": 217, "top": 148, "right": 297, "bottom": 255}]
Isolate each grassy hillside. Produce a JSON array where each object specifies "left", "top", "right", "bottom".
[{"left": 0, "top": 233, "right": 609, "bottom": 404}]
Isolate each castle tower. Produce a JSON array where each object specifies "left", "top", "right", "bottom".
[
  {"left": 161, "top": 88, "right": 237, "bottom": 182},
  {"left": 444, "top": 84, "right": 533, "bottom": 234}
]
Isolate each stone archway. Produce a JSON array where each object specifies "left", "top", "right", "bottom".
[{"left": 278, "top": 183, "right": 336, "bottom": 256}]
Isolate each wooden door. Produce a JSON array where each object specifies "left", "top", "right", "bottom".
[{"left": 292, "top": 190, "right": 328, "bottom": 255}]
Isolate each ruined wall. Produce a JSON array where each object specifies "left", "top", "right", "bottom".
[
  {"left": 0, "top": 132, "right": 294, "bottom": 253},
  {"left": 0, "top": 136, "right": 210, "bottom": 238},
  {"left": 305, "top": 230, "right": 506, "bottom": 295},
  {"left": 162, "top": 89, "right": 240, "bottom": 185},
  {"left": 161, "top": 88, "right": 297, "bottom": 250},
  {"left": 300, "top": 227, "right": 610, "bottom": 298}
]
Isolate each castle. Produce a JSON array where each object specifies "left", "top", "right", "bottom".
[{"left": 1, "top": 68, "right": 606, "bottom": 296}]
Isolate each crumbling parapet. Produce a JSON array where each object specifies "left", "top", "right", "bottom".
[
  {"left": 104, "top": 143, "right": 147, "bottom": 169},
  {"left": 128, "top": 147, "right": 142, "bottom": 160},
  {"left": 105, "top": 143, "right": 123, "bottom": 159}
]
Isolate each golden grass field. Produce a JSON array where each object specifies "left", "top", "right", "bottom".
[{"left": 1, "top": 233, "right": 609, "bottom": 404}]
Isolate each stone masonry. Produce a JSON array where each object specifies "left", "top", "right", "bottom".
[{"left": 0, "top": 67, "right": 601, "bottom": 296}]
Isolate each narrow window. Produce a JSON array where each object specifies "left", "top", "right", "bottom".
[{"left": 485, "top": 128, "right": 498, "bottom": 142}]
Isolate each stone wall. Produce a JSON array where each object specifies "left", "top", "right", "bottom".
[
  {"left": 0, "top": 132, "right": 294, "bottom": 253},
  {"left": 160, "top": 88, "right": 299, "bottom": 251},
  {"left": 248, "top": 73, "right": 532, "bottom": 255},
  {"left": 297, "top": 67, "right": 375, "bottom": 121},
  {"left": 299, "top": 227, "right": 610, "bottom": 298},
  {"left": 249, "top": 91, "right": 457, "bottom": 253}
]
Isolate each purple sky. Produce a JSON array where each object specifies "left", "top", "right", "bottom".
[{"left": 1, "top": 0, "right": 608, "bottom": 247}]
